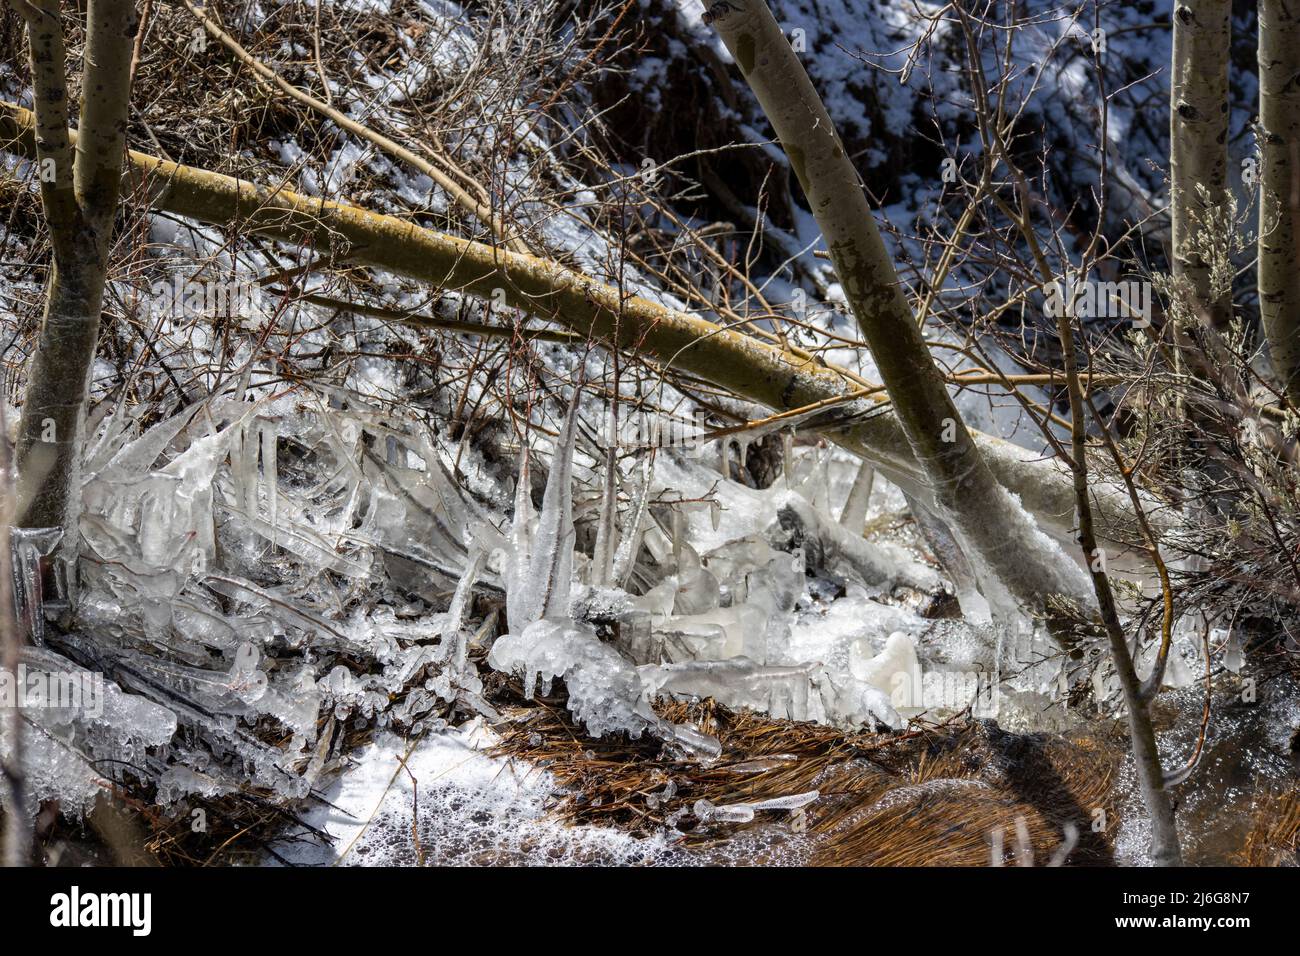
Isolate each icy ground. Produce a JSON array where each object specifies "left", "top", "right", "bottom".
[
  {"left": 269, "top": 719, "right": 687, "bottom": 866},
  {"left": 270, "top": 717, "right": 818, "bottom": 865}
]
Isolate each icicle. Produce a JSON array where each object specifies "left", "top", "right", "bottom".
[
  {"left": 1222, "top": 629, "right": 1243, "bottom": 674},
  {"left": 260, "top": 419, "right": 279, "bottom": 548},
  {"left": 611, "top": 453, "right": 654, "bottom": 589},
  {"left": 813, "top": 441, "right": 832, "bottom": 511},
  {"left": 670, "top": 506, "right": 686, "bottom": 571},
  {"left": 506, "top": 447, "right": 536, "bottom": 631},
  {"left": 82, "top": 397, "right": 137, "bottom": 474},
  {"left": 240, "top": 422, "right": 259, "bottom": 520},
  {"left": 98, "top": 400, "right": 204, "bottom": 479},
  {"left": 839, "top": 460, "right": 875, "bottom": 532},
  {"left": 514, "top": 395, "right": 579, "bottom": 627},
  {"left": 9, "top": 527, "right": 61, "bottom": 646},
  {"left": 591, "top": 445, "right": 618, "bottom": 586},
  {"left": 229, "top": 417, "right": 247, "bottom": 505},
  {"left": 439, "top": 547, "right": 485, "bottom": 671},
  {"left": 734, "top": 435, "right": 751, "bottom": 485}
]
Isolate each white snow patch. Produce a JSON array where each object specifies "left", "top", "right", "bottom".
[{"left": 272, "top": 719, "right": 679, "bottom": 865}]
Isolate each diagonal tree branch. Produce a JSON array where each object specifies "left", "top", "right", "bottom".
[{"left": 704, "top": 0, "right": 1095, "bottom": 619}]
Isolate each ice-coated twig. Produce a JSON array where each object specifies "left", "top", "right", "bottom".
[
  {"left": 693, "top": 790, "right": 820, "bottom": 824},
  {"left": 611, "top": 452, "right": 654, "bottom": 590},
  {"left": 591, "top": 445, "right": 618, "bottom": 586}
]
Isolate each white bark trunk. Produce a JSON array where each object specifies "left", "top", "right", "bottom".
[
  {"left": 705, "top": 0, "right": 1095, "bottom": 619},
  {"left": 13, "top": 0, "right": 139, "bottom": 539},
  {"left": 1170, "top": 1, "right": 1231, "bottom": 328},
  {"left": 1259, "top": 0, "right": 1300, "bottom": 403}
]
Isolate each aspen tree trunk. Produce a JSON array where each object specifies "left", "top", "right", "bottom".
[
  {"left": 705, "top": 0, "right": 1094, "bottom": 617},
  {"left": 1170, "top": 1, "right": 1231, "bottom": 328},
  {"left": 10, "top": 0, "right": 139, "bottom": 536},
  {"left": 1259, "top": 0, "right": 1300, "bottom": 404},
  {"left": 0, "top": 102, "right": 1167, "bottom": 553}
]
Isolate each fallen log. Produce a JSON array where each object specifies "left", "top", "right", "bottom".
[{"left": 0, "top": 101, "right": 1166, "bottom": 551}]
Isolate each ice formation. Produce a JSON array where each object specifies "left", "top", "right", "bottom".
[
  {"left": 3, "top": 647, "right": 178, "bottom": 819},
  {"left": 489, "top": 619, "right": 721, "bottom": 757},
  {"left": 1, "top": 363, "right": 1086, "bottom": 823},
  {"left": 693, "top": 789, "right": 820, "bottom": 824},
  {"left": 486, "top": 392, "right": 967, "bottom": 742},
  {"left": 489, "top": 402, "right": 722, "bottom": 756},
  {"left": 768, "top": 492, "right": 940, "bottom": 593},
  {"left": 4, "top": 378, "right": 506, "bottom": 817},
  {"left": 0, "top": 0, "right": 1264, "bottom": 867},
  {"left": 849, "top": 632, "right": 924, "bottom": 712}
]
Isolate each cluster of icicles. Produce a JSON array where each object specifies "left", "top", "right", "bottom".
[
  {"left": 488, "top": 395, "right": 946, "bottom": 758},
  {"left": 4, "top": 377, "right": 952, "bottom": 821}
]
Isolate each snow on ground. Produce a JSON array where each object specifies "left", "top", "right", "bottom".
[{"left": 271, "top": 719, "right": 684, "bottom": 865}]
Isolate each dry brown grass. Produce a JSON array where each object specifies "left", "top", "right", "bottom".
[
  {"left": 1240, "top": 785, "right": 1300, "bottom": 866},
  {"left": 492, "top": 695, "right": 1122, "bottom": 866}
]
